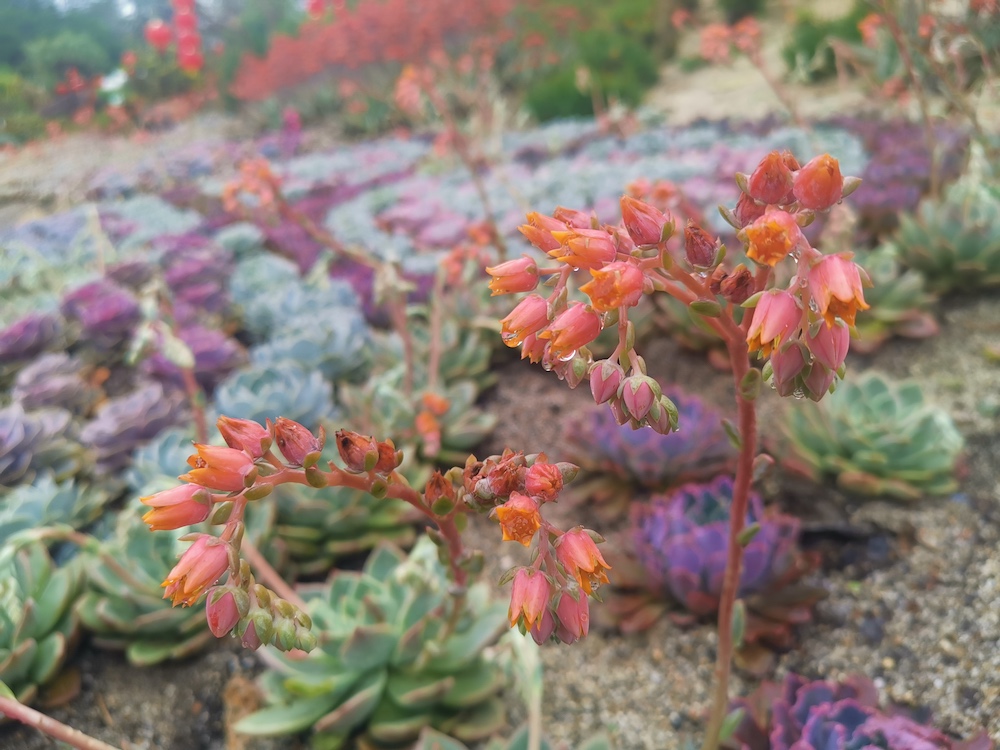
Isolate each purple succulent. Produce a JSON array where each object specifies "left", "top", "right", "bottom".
[
  {"left": 79, "top": 381, "right": 187, "bottom": 473},
  {"left": 0, "top": 404, "right": 83, "bottom": 488},
  {"left": 12, "top": 353, "right": 99, "bottom": 416},
  {"left": 562, "top": 389, "right": 736, "bottom": 514},
  {"left": 729, "top": 674, "right": 993, "bottom": 750},
  {"left": 106, "top": 259, "right": 157, "bottom": 290},
  {"left": 0, "top": 313, "right": 63, "bottom": 363},
  {"left": 61, "top": 279, "right": 140, "bottom": 350},
  {"left": 141, "top": 325, "right": 247, "bottom": 394}
]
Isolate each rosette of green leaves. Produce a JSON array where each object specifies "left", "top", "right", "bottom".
[
  {"left": 416, "top": 728, "right": 614, "bottom": 750},
  {"left": 852, "top": 244, "right": 939, "bottom": 353},
  {"left": 0, "top": 538, "right": 83, "bottom": 705},
  {"left": 213, "top": 363, "right": 337, "bottom": 429},
  {"left": 894, "top": 171, "right": 1000, "bottom": 294},
  {"left": 236, "top": 538, "right": 508, "bottom": 748},
  {"left": 0, "top": 474, "right": 112, "bottom": 547},
  {"left": 782, "top": 371, "right": 963, "bottom": 500}
]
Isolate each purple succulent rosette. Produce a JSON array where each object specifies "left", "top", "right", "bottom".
[
  {"left": 12, "top": 353, "right": 99, "bottom": 416},
  {"left": 60, "top": 279, "right": 141, "bottom": 350},
  {"left": 155, "top": 234, "right": 234, "bottom": 319},
  {"left": 0, "top": 313, "right": 64, "bottom": 364},
  {"left": 141, "top": 325, "right": 247, "bottom": 394},
  {"left": 728, "top": 673, "right": 993, "bottom": 750}
]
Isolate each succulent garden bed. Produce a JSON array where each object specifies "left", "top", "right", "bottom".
[{"left": 2, "top": 85, "right": 999, "bottom": 750}]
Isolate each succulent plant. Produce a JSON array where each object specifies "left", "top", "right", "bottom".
[
  {"left": 605, "top": 476, "right": 823, "bottom": 658},
  {"left": 781, "top": 372, "right": 963, "bottom": 501},
  {"left": 213, "top": 362, "right": 337, "bottom": 429},
  {"left": 155, "top": 236, "right": 233, "bottom": 318},
  {"left": 851, "top": 244, "right": 939, "bottom": 354},
  {"left": 141, "top": 325, "right": 248, "bottom": 395},
  {"left": 79, "top": 381, "right": 188, "bottom": 474},
  {"left": 893, "top": 172, "right": 1000, "bottom": 295},
  {"left": 416, "top": 727, "right": 614, "bottom": 750},
  {"left": 125, "top": 427, "right": 198, "bottom": 495},
  {"left": 0, "top": 474, "right": 112, "bottom": 547},
  {"left": 235, "top": 538, "right": 509, "bottom": 748},
  {"left": 273, "top": 479, "right": 420, "bottom": 577},
  {"left": 562, "top": 391, "right": 736, "bottom": 517},
  {"left": 11, "top": 353, "right": 100, "bottom": 416},
  {"left": 727, "top": 673, "right": 993, "bottom": 750},
  {"left": 213, "top": 222, "right": 266, "bottom": 259},
  {"left": 0, "top": 313, "right": 64, "bottom": 368},
  {"left": 0, "top": 405, "right": 85, "bottom": 489},
  {"left": 60, "top": 278, "right": 141, "bottom": 351},
  {"left": 0, "top": 539, "right": 84, "bottom": 705},
  {"left": 249, "top": 306, "right": 371, "bottom": 384}
]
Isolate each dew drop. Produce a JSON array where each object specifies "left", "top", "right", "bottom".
[
  {"left": 558, "top": 350, "right": 576, "bottom": 362},
  {"left": 791, "top": 388, "right": 806, "bottom": 400}
]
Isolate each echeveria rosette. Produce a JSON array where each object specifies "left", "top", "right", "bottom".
[
  {"left": 727, "top": 673, "right": 993, "bottom": 750},
  {"left": 562, "top": 389, "right": 736, "bottom": 518},
  {"left": 0, "top": 313, "right": 64, "bottom": 368},
  {"left": 141, "top": 325, "right": 248, "bottom": 395},
  {"left": 604, "top": 477, "right": 823, "bottom": 661},
  {"left": 60, "top": 279, "right": 141, "bottom": 351},
  {"left": 11, "top": 353, "right": 100, "bottom": 416},
  {"left": 0, "top": 405, "right": 86, "bottom": 489}
]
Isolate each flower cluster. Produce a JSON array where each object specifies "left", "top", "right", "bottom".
[
  {"left": 460, "top": 450, "right": 608, "bottom": 645},
  {"left": 222, "top": 158, "right": 282, "bottom": 214}
]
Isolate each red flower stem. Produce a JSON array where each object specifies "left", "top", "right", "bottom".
[
  {"left": 240, "top": 537, "right": 309, "bottom": 611},
  {"left": 426, "top": 271, "right": 446, "bottom": 394},
  {"left": 0, "top": 695, "right": 121, "bottom": 750},
  {"left": 700, "top": 333, "right": 758, "bottom": 750},
  {"left": 387, "top": 297, "right": 415, "bottom": 397},
  {"left": 180, "top": 367, "right": 208, "bottom": 444}
]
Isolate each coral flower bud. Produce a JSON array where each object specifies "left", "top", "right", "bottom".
[
  {"left": 794, "top": 154, "right": 844, "bottom": 211},
  {"left": 590, "top": 360, "right": 625, "bottom": 405},
  {"left": 769, "top": 343, "right": 808, "bottom": 397},
  {"left": 217, "top": 416, "right": 271, "bottom": 459},
  {"left": 538, "top": 303, "right": 602, "bottom": 360},
  {"left": 520, "top": 333, "right": 548, "bottom": 364},
  {"left": 162, "top": 535, "right": 230, "bottom": 607},
  {"left": 684, "top": 220, "right": 718, "bottom": 268},
  {"left": 518, "top": 212, "right": 568, "bottom": 252},
  {"left": 555, "top": 590, "right": 591, "bottom": 644},
  {"left": 509, "top": 568, "right": 551, "bottom": 629},
  {"left": 336, "top": 430, "right": 379, "bottom": 472},
  {"left": 494, "top": 492, "right": 542, "bottom": 547},
  {"left": 549, "top": 228, "right": 618, "bottom": 270},
  {"left": 618, "top": 374, "right": 661, "bottom": 422},
  {"left": 500, "top": 294, "right": 550, "bottom": 348},
  {"left": 579, "top": 261, "right": 644, "bottom": 312},
  {"left": 808, "top": 253, "right": 870, "bottom": 328},
  {"left": 530, "top": 608, "right": 557, "bottom": 645},
  {"left": 373, "top": 439, "right": 402, "bottom": 474},
  {"left": 273, "top": 417, "right": 325, "bottom": 468},
  {"left": 746, "top": 289, "right": 801, "bottom": 357},
  {"left": 805, "top": 319, "right": 850, "bottom": 371},
  {"left": 718, "top": 265, "right": 755, "bottom": 304},
  {"left": 733, "top": 192, "right": 766, "bottom": 228},
  {"left": 141, "top": 484, "right": 213, "bottom": 530},
  {"left": 745, "top": 210, "right": 806, "bottom": 267},
  {"left": 486, "top": 255, "right": 539, "bottom": 296},
  {"left": 804, "top": 363, "right": 837, "bottom": 401},
  {"left": 747, "top": 150, "right": 795, "bottom": 205},
  {"left": 556, "top": 529, "right": 611, "bottom": 595},
  {"left": 206, "top": 586, "right": 246, "bottom": 637},
  {"left": 620, "top": 195, "right": 672, "bottom": 246},
  {"left": 525, "top": 462, "right": 563, "bottom": 502},
  {"left": 552, "top": 206, "right": 593, "bottom": 228},
  {"left": 180, "top": 445, "right": 255, "bottom": 492}
]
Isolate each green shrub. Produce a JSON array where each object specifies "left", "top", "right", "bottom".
[
  {"left": 525, "top": 68, "right": 593, "bottom": 121},
  {"left": 0, "top": 110, "right": 46, "bottom": 144},
  {"left": 0, "top": 69, "right": 46, "bottom": 144},
  {"left": 782, "top": 2, "right": 869, "bottom": 81},
  {"left": 578, "top": 27, "right": 659, "bottom": 105},
  {"left": 125, "top": 49, "right": 194, "bottom": 101},
  {"left": 24, "top": 30, "right": 111, "bottom": 87}
]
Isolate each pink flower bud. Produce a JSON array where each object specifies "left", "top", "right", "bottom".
[
  {"left": 520, "top": 333, "right": 547, "bottom": 364},
  {"left": 549, "top": 228, "right": 618, "bottom": 271},
  {"left": 590, "top": 360, "right": 625, "bottom": 404},
  {"left": 519, "top": 212, "right": 567, "bottom": 252},
  {"left": 216, "top": 416, "right": 271, "bottom": 459},
  {"left": 140, "top": 484, "right": 212, "bottom": 531},
  {"left": 746, "top": 289, "right": 802, "bottom": 358},
  {"left": 804, "top": 363, "right": 837, "bottom": 401},
  {"left": 206, "top": 587, "right": 244, "bottom": 637},
  {"left": 794, "top": 154, "right": 844, "bottom": 211},
  {"left": 509, "top": 568, "right": 551, "bottom": 630},
  {"left": 620, "top": 195, "right": 672, "bottom": 246},
  {"left": 241, "top": 620, "right": 262, "bottom": 650},
  {"left": 530, "top": 608, "right": 556, "bottom": 645},
  {"left": 619, "top": 375, "right": 660, "bottom": 422},
  {"left": 525, "top": 462, "right": 563, "bottom": 502},
  {"left": 552, "top": 206, "right": 593, "bottom": 228},
  {"left": 501, "top": 294, "right": 550, "bottom": 348},
  {"left": 556, "top": 529, "right": 611, "bottom": 596},
  {"left": 162, "top": 535, "right": 230, "bottom": 607},
  {"left": 808, "top": 253, "right": 869, "bottom": 328},
  {"left": 273, "top": 417, "right": 324, "bottom": 468},
  {"left": 335, "top": 430, "right": 379, "bottom": 472},
  {"left": 684, "top": 220, "right": 718, "bottom": 267},
  {"left": 734, "top": 192, "right": 766, "bottom": 228},
  {"left": 769, "top": 343, "right": 807, "bottom": 397},
  {"left": 555, "top": 591, "right": 590, "bottom": 644},
  {"left": 609, "top": 398, "right": 630, "bottom": 426},
  {"left": 486, "top": 255, "right": 539, "bottom": 296},
  {"left": 805, "top": 319, "right": 850, "bottom": 371},
  {"left": 747, "top": 151, "right": 795, "bottom": 205}
]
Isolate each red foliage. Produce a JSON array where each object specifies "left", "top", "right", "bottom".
[{"left": 229, "top": 0, "right": 515, "bottom": 101}]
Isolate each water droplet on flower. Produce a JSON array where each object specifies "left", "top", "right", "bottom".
[
  {"left": 558, "top": 350, "right": 576, "bottom": 362},
  {"left": 792, "top": 388, "right": 805, "bottom": 399}
]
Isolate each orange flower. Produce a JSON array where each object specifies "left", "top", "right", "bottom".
[
  {"left": 793, "top": 154, "right": 844, "bottom": 211},
  {"left": 494, "top": 492, "right": 542, "bottom": 546},
  {"left": 508, "top": 568, "right": 551, "bottom": 629},
  {"left": 141, "top": 484, "right": 212, "bottom": 531},
  {"left": 162, "top": 535, "right": 230, "bottom": 607},
  {"left": 180, "top": 444, "right": 255, "bottom": 492},
  {"left": 745, "top": 210, "right": 806, "bottom": 266},
  {"left": 556, "top": 529, "right": 611, "bottom": 595},
  {"left": 537, "top": 303, "right": 603, "bottom": 359},
  {"left": 500, "top": 294, "right": 549, "bottom": 348},
  {"left": 486, "top": 255, "right": 539, "bottom": 296},
  {"left": 746, "top": 289, "right": 801, "bottom": 357},
  {"left": 549, "top": 228, "right": 618, "bottom": 270},
  {"left": 808, "top": 253, "right": 870, "bottom": 327},
  {"left": 580, "top": 261, "right": 644, "bottom": 312}
]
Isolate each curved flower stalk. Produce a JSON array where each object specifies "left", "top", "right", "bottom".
[{"left": 489, "top": 149, "right": 869, "bottom": 748}]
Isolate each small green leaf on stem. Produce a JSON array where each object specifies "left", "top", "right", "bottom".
[
  {"left": 752, "top": 454, "right": 775, "bottom": 483},
  {"left": 625, "top": 319, "right": 636, "bottom": 352},
  {"left": 841, "top": 175, "right": 863, "bottom": 198},
  {"left": 738, "top": 523, "right": 761, "bottom": 547},
  {"left": 739, "top": 368, "right": 762, "bottom": 401},
  {"left": 732, "top": 600, "right": 746, "bottom": 649},
  {"left": 244, "top": 483, "right": 273, "bottom": 502},
  {"left": 305, "top": 466, "right": 328, "bottom": 488},
  {"left": 721, "top": 419, "right": 742, "bottom": 450},
  {"left": 718, "top": 204, "right": 740, "bottom": 230},
  {"left": 719, "top": 707, "right": 746, "bottom": 743},
  {"left": 369, "top": 477, "right": 388, "bottom": 500},
  {"left": 690, "top": 299, "right": 722, "bottom": 318},
  {"left": 431, "top": 496, "right": 455, "bottom": 516},
  {"left": 741, "top": 291, "right": 764, "bottom": 309}
]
